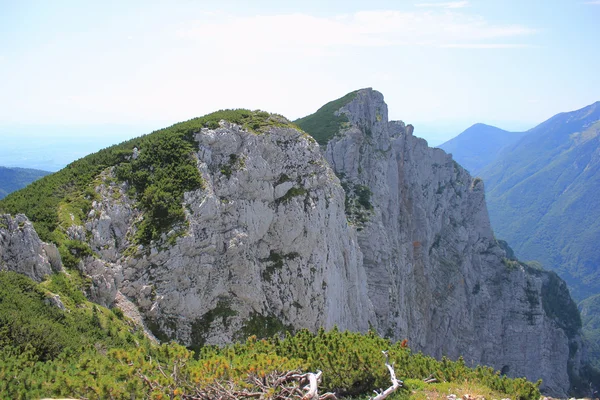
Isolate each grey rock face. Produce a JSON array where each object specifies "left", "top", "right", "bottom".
[
  {"left": 45, "top": 293, "right": 66, "bottom": 310},
  {"left": 78, "top": 121, "right": 375, "bottom": 346},
  {"left": 324, "top": 88, "right": 581, "bottom": 396},
  {"left": 5, "top": 90, "right": 582, "bottom": 396},
  {"left": 0, "top": 213, "right": 62, "bottom": 281}
]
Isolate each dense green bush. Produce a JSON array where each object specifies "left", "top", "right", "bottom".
[
  {"left": 0, "top": 271, "right": 542, "bottom": 400},
  {"left": 0, "top": 327, "right": 542, "bottom": 399},
  {"left": 0, "top": 272, "right": 141, "bottom": 363},
  {"left": 266, "top": 328, "right": 540, "bottom": 399}
]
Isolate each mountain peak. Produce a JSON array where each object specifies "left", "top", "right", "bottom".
[
  {"left": 439, "top": 123, "right": 525, "bottom": 175},
  {"left": 338, "top": 88, "right": 388, "bottom": 128},
  {"left": 294, "top": 88, "right": 398, "bottom": 147}
]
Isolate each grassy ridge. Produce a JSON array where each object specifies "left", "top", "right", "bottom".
[
  {"left": 294, "top": 90, "right": 358, "bottom": 146},
  {"left": 0, "top": 109, "right": 293, "bottom": 248}
]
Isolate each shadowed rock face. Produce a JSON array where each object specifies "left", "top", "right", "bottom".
[
  {"left": 0, "top": 89, "right": 584, "bottom": 396},
  {"left": 323, "top": 88, "right": 581, "bottom": 397}
]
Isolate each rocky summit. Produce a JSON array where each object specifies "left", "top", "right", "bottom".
[{"left": 0, "top": 89, "right": 585, "bottom": 397}]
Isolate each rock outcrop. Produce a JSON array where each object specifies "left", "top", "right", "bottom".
[
  {"left": 76, "top": 121, "right": 375, "bottom": 347},
  {"left": 323, "top": 88, "right": 582, "bottom": 396},
  {"left": 0, "top": 89, "right": 585, "bottom": 396},
  {"left": 0, "top": 213, "right": 62, "bottom": 281}
]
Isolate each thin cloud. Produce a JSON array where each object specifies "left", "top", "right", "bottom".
[
  {"left": 177, "top": 10, "right": 536, "bottom": 51},
  {"left": 415, "top": 1, "right": 469, "bottom": 8},
  {"left": 584, "top": 0, "right": 600, "bottom": 4}
]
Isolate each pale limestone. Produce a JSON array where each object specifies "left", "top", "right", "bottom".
[
  {"left": 324, "top": 88, "right": 580, "bottom": 397},
  {"left": 0, "top": 213, "right": 62, "bottom": 281},
  {"left": 0, "top": 90, "right": 583, "bottom": 397}
]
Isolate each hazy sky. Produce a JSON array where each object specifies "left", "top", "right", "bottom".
[{"left": 1, "top": 0, "right": 599, "bottom": 168}]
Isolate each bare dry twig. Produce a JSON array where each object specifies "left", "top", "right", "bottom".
[{"left": 370, "top": 351, "right": 403, "bottom": 400}]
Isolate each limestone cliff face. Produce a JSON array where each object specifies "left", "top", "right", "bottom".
[
  {"left": 324, "top": 88, "right": 582, "bottom": 396},
  {"left": 0, "top": 213, "right": 62, "bottom": 281},
  {"left": 76, "top": 121, "right": 375, "bottom": 347},
  {"left": 0, "top": 90, "right": 584, "bottom": 396}
]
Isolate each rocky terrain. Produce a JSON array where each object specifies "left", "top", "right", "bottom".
[
  {"left": 318, "top": 89, "right": 583, "bottom": 396},
  {"left": 0, "top": 89, "right": 588, "bottom": 396},
  {"left": 0, "top": 213, "right": 62, "bottom": 281}
]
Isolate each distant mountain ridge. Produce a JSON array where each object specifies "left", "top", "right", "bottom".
[
  {"left": 480, "top": 101, "right": 600, "bottom": 301},
  {"left": 440, "top": 101, "right": 600, "bottom": 380},
  {"left": 0, "top": 166, "right": 51, "bottom": 199},
  {"left": 439, "top": 101, "right": 600, "bottom": 300},
  {"left": 438, "top": 123, "right": 526, "bottom": 175}
]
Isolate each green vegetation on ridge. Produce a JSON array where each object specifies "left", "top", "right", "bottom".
[
  {"left": 0, "top": 109, "right": 294, "bottom": 248},
  {"left": 294, "top": 90, "right": 358, "bottom": 146},
  {"left": 0, "top": 271, "right": 143, "bottom": 363}
]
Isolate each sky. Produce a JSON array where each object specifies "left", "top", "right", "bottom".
[{"left": 1, "top": 0, "right": 599, "bottom": 170}]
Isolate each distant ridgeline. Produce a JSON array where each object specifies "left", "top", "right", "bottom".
[
  {"left": 0, "top": 90, "right": 598, "bottom": 397},
  {"left": 0, "top": 166, "right": 50, "bottom": 199},
  {"left": 439, "top": 101, "right": 600, "bottom": 301}
]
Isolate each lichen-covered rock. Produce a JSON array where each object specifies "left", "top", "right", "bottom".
[
  {"left": 324, "top": 88, "right": 581, "bottom": 396},
  {"left": 0, "top": 213, "right": 62, "bottom": 281}
]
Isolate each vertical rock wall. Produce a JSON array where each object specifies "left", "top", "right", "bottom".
[{"left": 324, "top": 88, "right": 581, "bottom": 396}]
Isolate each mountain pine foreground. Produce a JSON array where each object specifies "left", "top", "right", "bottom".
[
  {"left": 1, "top": 90, "right": 599, "bottom": 398},
  {"left": 0, "top": 271, "right": 542, "bottom": 399}
]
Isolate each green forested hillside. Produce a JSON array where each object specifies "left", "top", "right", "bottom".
[
  {"left": 438, "top": 124, "right": 525, "bottom": 175},
  {"left": 441, "top": 102, "right": 600, "bottom": 377},
  {"left": 0, "top": 166, "right": 50, "bottom": 199},
  {"left": 581, "top": 294, "right": 600, "bottom": 369},
  {"left": 479, "top": 101, "right": 600, "bottom": 301}
]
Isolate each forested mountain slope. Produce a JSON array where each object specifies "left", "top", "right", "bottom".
[
  {"left": 480, "top": 101, "right": 600, "bottom": 301},
  {"left": 438, "top": 123, "right": 525, "bottom": 175},
  {"left": 0, "top": 166, "right": 50, "bottom": 199}
]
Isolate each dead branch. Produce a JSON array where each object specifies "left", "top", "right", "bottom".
[
  {"left": 174, "top": 369, "right": 337, "bottom": 400},
  {"left": 370, "top": 351, "right": 403, "bottom": 400},
  {"left": 301, "top": 370, "right": 322, "bottom": 400}
]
